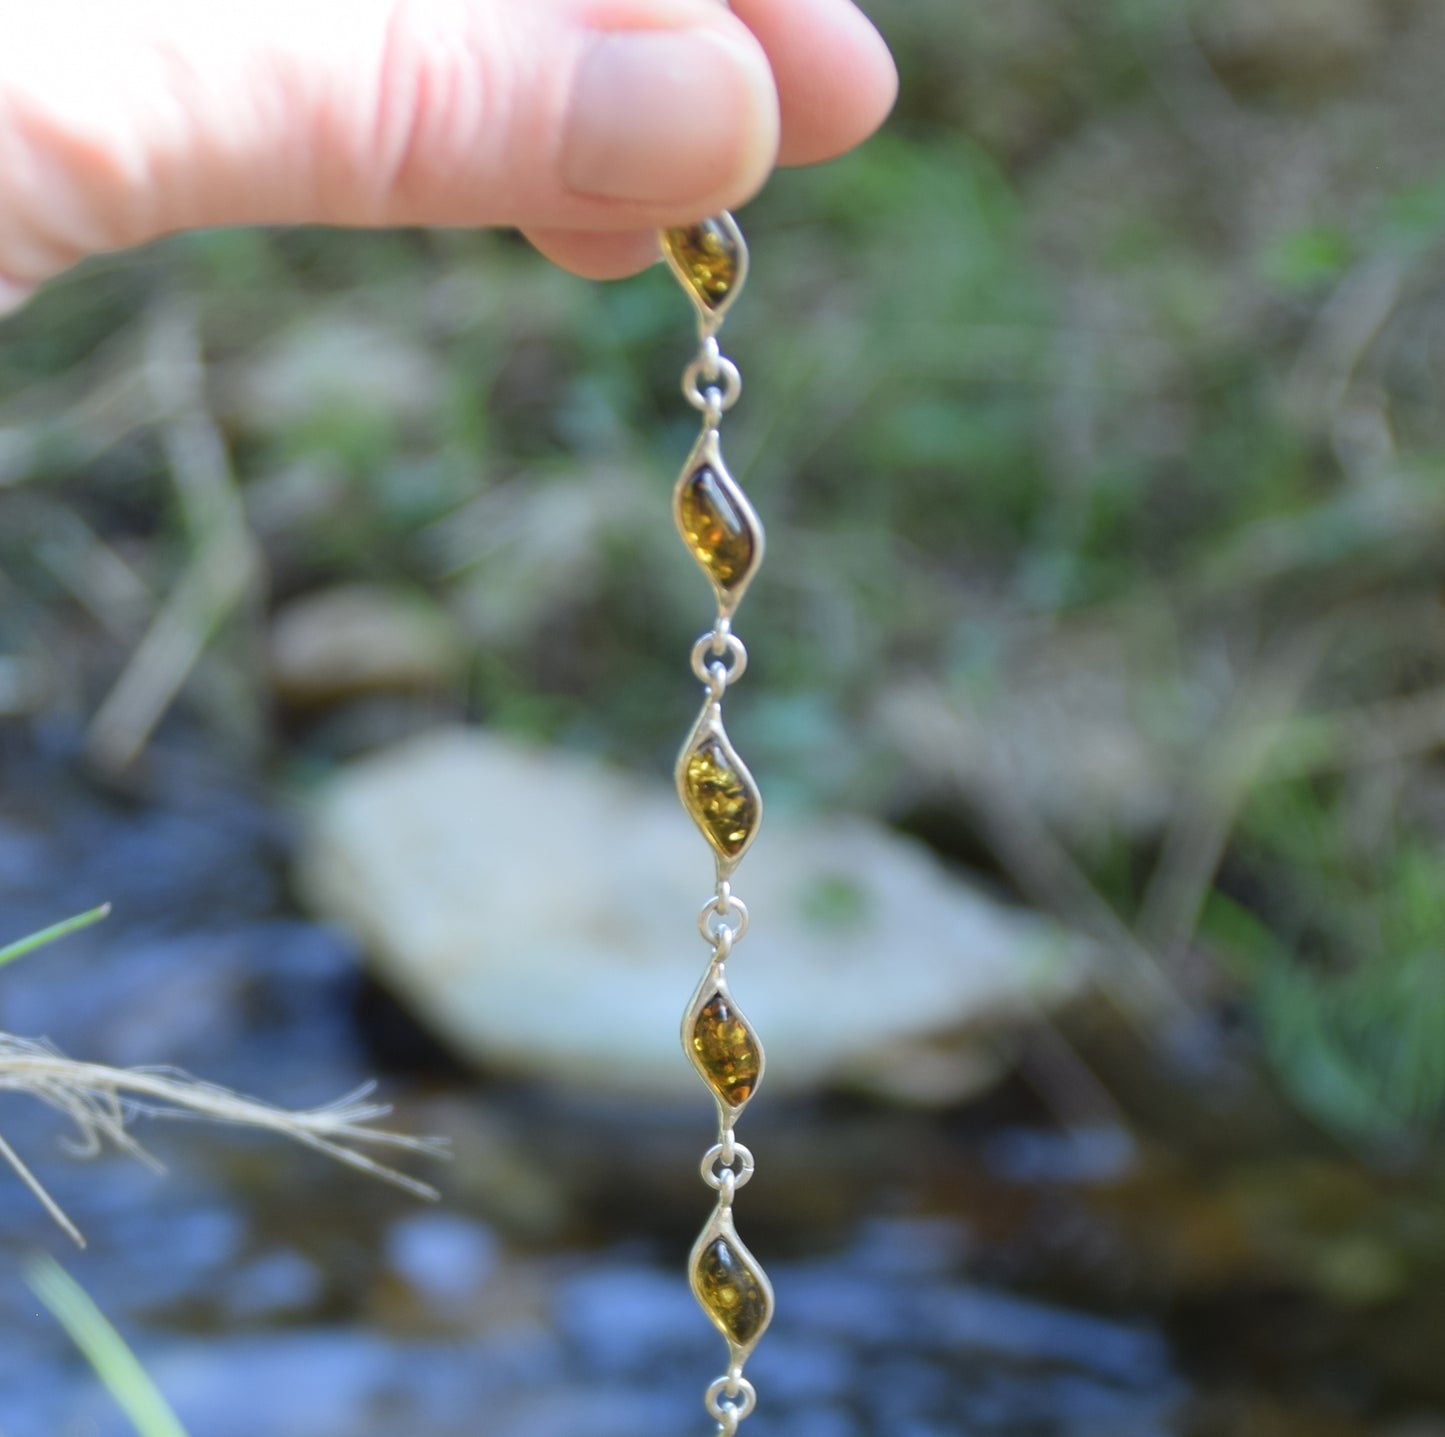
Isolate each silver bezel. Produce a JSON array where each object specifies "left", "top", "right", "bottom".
[
  {"left": 681, "top": 964, "right": 765, "bottom": 1120},
  {"left": 675, "top": 696, "right": 763, "bottom": 877},
  {"left": 660, "top": 211, "right": 750, "bottom": 336},
  {"left": 687, "top": 1196, "right": 776, "bottom": 1367},
  {"left": 672, "top": 425, "right": 766, "bottom": 620}
]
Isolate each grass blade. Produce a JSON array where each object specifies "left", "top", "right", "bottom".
[
  {"left": 24, "top": 1253, "right": 189, "bottom": 1437},
  {"left": 0, "top": 904, "right": 111, "bottom": 970}
]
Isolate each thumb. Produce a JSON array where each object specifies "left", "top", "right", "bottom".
[{"left": 0, "top": 0, "right": 780, "bottom": 293}]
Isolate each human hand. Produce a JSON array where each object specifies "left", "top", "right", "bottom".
[{"left": 0, "top": 0, "right": 896, "bottom": 312}]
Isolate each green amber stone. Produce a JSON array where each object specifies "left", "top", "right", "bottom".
[
  {"left": 691, "top": 991, "right": 761, "bottom": 1107},
  {"left": 663, "top": 218, "right": 742, "bottom": 311},
  {"left": 682, "top": 735, "right": 758, "bottom": 859},
  {"left": 677, "top": 464, "right": 756, "bottom": 593},
  {"left": 694, "top": 1236, "right": 770, "bottom": 1347}
]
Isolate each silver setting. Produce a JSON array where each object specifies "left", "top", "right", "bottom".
[
  {"left": 672, "top": 426, "right": 764, "bottom": 619},
  {"left": 682, "top": 962, "right": 766, "bottom": 1121},
  {"left": 675, "top": 695, "right": 762, "bottom": 876},
  {"left": 688, "top": 1198, "right": 776, "bottom": 1368},
  {"left": 660, "top": 210, "right": 750, "bottom": 338}
]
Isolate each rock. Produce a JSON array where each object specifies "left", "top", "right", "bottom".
[
  {"left": 268, "top": 585, "right": 461, "bottom": 706},
  {"left": 1191, "top": 0, "right": 1386, "bottom": 90},
  {"left": 878, "top": 634, "right": 1176, "bottom": 843},
  {"left": 296, "top": 729, "right": 1092, "bottom": 1103}
]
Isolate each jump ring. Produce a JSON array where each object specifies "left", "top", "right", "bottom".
[
  {"left": 698, "top": 893, "right": 749, "bottom": 944},
  {"left": 700, "top": 1141, "right": 755, "bottom": 1191},
  {"left": 691, "top": 631, "right": 748, "bottom": 687},
  {"left": 705, "top": 1376, "right": 758, "bottom": 1424},
  {"left": 683, "top": 354, "right": 742, "bottom": 414}
]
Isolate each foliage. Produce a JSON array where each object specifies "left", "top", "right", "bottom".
[{"left": 3, "top": 0, "right": 1445, "bottom": 1146}]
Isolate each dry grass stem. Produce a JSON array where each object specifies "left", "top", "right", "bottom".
[
  {"left": 86, "top": 299, "right": 263, "bottom": 770},
  {"left": 878, "top": 678, "right": 1194, "bottom": 1030},
  {"left": 1135, "top": 624, "right": 1336, "bottom": 962},
  {"left": 0, "top": 1034, "right": 447, "bottom": 1245}
]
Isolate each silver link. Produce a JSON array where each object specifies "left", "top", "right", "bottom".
[
  {"left": 700, "top": 1141, "right": 755, "bottom": 1191},
  {"left": 691, "top": 630, "right": 748, "bottom": 688},
  {"left": 698, "top": 891, "right": 749, "bottom": 945},
  {"left": 683, "top": 352, "right": 742, "bottom": 414},
  {"left": 706, "top": 1375, "right": 758, "bottom": 1427}
]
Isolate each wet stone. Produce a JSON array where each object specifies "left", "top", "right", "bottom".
[
  {"left": 681, "top": 735, "right": 758, "bottom": 859},
  {"left": 677, "top": 464, "right": 756, "bottom": 593},
  {"left": 694, "top": 1236, "right": 771, "bottom": 1348},
  {"left": 690, "top": 991, "right": 761, "bottom": 1107}
]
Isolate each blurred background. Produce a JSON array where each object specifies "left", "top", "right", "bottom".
[{"left": 4, "top": 0, "right": 1445, "bottom": 1432}]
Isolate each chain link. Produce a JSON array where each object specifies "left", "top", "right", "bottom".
[
  {"left": 691, "top": 630, "right": 748, "bottom": 689},
  {"left": 698, "top": 890, "right": 750, "bottom": 946},
  {"left": 683, "top": 349, "right": 742, "bottom": 416},
  {"left": 700, "top": 1141, "right": 754, "bottom": 1192},
  {"left": 706, "top": 1374, "right": 758, "bottom": 1434}
]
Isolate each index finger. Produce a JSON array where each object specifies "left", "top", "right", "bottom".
[{"left": 727, "top": 0, "right": 896, "bottom": 166}]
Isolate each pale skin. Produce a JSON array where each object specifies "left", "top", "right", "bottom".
[{"left": 0, "top": 0, "right": 897, "bottom": 313}]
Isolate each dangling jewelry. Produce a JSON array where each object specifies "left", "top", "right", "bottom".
[{"left": 662, "top": 208, "right": 772, "bottom": 1437}]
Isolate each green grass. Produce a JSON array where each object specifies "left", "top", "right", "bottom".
[
  {"left": 25, "top": 1255, "right": 189, "bottom": 1437},
  {"left": 0, "top": 905, "right": 111, "bottom": 971}
]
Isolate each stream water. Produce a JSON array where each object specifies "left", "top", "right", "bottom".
[{"left": 0, "top": 735, "right": 1438, "bottom": 1437}]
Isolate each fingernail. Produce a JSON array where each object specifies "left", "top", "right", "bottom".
[{"left": 564, "top": 30, "right": 769, "bottom": 205}]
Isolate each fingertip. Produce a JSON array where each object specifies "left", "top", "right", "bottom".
[
  {"left": 730, "top": 0, "right": 898, "bottom": 168},
  {"left": 812, "top": 4, "right": 899, "bottom": 162}
]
